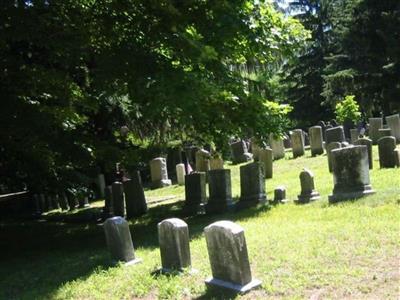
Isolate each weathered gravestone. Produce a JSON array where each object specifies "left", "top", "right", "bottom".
[
  {"left": 237, "top": 162, "right": 266, "bottom": 209},
  {"left": 291, "top": 129, "right": 305, "bottom": 158},
  {"left": 123, "top": 171, "right": 147, "bottom": 219},
  {"left": 394, "top": 149, "right": 400, "bottom": 167},
  {"left": 176, "top": 163, "right": 186, "bottom": 185},
  {"left": 378, "top": 136, "right": 397, "bottom": 168},
  {"left": 269, "top": 134, "right": 285, "bottom": 160},
  {"left": 378, "top": 128, "right": 392, "bottom": 140},
  {"left": 273, "top": 186, "right": 287, "bottom": 204},
  {"left": 204, "top": 221, "right": 261, "bottom": 293},
  {"left": 309, "top": 126, "right": 324, "bottom": 156},
  {"left": 96, "top": 173, "right": 106, "bottom": 198},
  {"left": 103, "top": 216, "right": 141, "bottom": 264},
  {"left": 325, "top": 126, "right": 345, "bottom": 144},
  {"left": 210, "top": 157, "right": 224, "bottom": 170},
  {"left": 368, "top": 117, "right": 383, "bottom": 144},
  {"left": 304, "top": 131, "right": 310, "bottom": 146},
  {"left": 230, "top": 140, "right": 253, "bottom": 164},
  {"left": 258, "top": 148, "right": 273, "bottom": 179},
  {"left": 296, "top": 169, "right": 320, "bottom": 203},
  {"left": 318, "top": 121, "right": 326, "bottom": 141},
  {"left": 184, "top": 172, "right": 206, "bottom": 215},
  {"left": 250, "top": 138, "right": 262, "bottom": 161},
  {"left": 350, "top": 129, "right": 359, "bottom": 144},
  {"left": 112, "top": 181, "right": 125, "bottom": 217},
  {"left": 329, "top": 145, "right": 375, "bottom": 203},
  {"left": 354, "top": 138, "right": 373, "bottom": 169},
  {"left": 206, "top": 169, "right": 233, "bottom": 214},
  {"left": 385, "top": 114, "right": 400, "bottom": 142},
  {"left": 150, "top": 157, "right": 172, "bottom": 189},
  {"left": 326, "top": 142, "right": 342, "bottom": 173},
  {"left": 103, "top": 186, "right": 114, "bottom": 218},
  {"left": 158, "top": 218, "right": 191, "bottom": 273},
  {"left": 195, "top": 149, "right": 211, "bottom": 172}
]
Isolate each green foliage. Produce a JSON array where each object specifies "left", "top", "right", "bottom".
[{"left": 335, "top": 95, "right": 361, "bottom": 123}]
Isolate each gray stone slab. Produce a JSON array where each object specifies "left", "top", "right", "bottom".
[
  {"left": 309, "top": 126, "right": 324, "bottom": 156},
  {"left": 325, "top": 126, "right": 345, "bottom": 144},
  {"left": 378, "top": 136, "right": 397, "bottom": 168},
  {"left": 291, "top": 129, "right": 305, "bottom": 158},
  {"left": 237, "top": 162, "right": 266, "bottom": 209},
  {"left": 368, "top": 117, "right": 383, "bottom": 144},
  {"left": 184, "top": 172, "right": 206, "bottom": 215},
  {"left": 296, "top": 169, "right": 320, "bottom": 203},
  {"left": 258, "top": 148, "right": 273, "bottom": 179},
  {"left": 206, "top": 170, "right": 233, "bottom": 214},
  {"left": 385, "top": 114, "right": 400, "bottom": 142}
]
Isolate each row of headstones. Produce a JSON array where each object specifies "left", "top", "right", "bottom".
[
  {"left": 104, "top": 217, "right": 261, "bottom": 293},
  {"left": 32, "top": 192, "right": 90, "bottom": 214}
]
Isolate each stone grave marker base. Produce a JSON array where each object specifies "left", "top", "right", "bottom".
[
  {"left": 205, "top": 277, "right": 262, "bottom": 294},
  {"left": 329, "top": 187, "right": 375, "bottom": 203}
]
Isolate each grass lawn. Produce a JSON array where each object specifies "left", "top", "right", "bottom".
[{"left": 1, "top": 146, "right": 399, "bottom": 299}]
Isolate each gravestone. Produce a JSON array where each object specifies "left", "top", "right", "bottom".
[
  {"left": 378, "top": 128, "right": 392, "bottom": 140},
  {"left": 103, "top": 216, "right": 141, "bottom": 264},
  {"left": 123, "top": 171, "right": 147, "bottom": 218},
  {"left": 204, "top": 221, "right": 261, "bottom": 293},
  {"left": 318, "top": 121, "right": 326, "bottom": 141},
  {"left": 354, "top": 138, "right": 373, "bottom": 169},
  {"left": 378, "top": 136, "right": 397, "bottom": 168},
  {"left": 78, "top": 195, "right": 90, "bottom": 208},
  {"left": 210, "top": 157, "right": 224, "bottom": 170},
  {"left": 167, "top": 147, "right": 183, "bottom": 176},
  {"left": 112, "top": 181, "right": 125, "bottom": 217},
  {"left": 296, "top": 169, "right": 320, "bottom": 203},
  {"left": 230, "top": 140, "right": 253, "bottom": 164},
  {"left": 184, "top": 172, "right": 206, "bottom": 214},
  {"left": 330, "top": 119, "right": 338, "bottom": 127},
  {"left": 258, "top": 148, "right": 273, "bottom": 179},
  {"left": 176, "top": 163, "right": 186, "bottom": 185},
  {"left": 97, "top": 173, "right": 106, "bottom": 198},
  {"left": 250, "top": 138, "right": 262, "bottom": 161},
  {"left": 150, "top": 157, "right": 172, "bottom": 188},
  {"left": 206, "top": 169, "right": 233, "bottom": 214},
  {"left": 52, "top": 194, "right": 61, "bottom": 210},
  {"left": 350, "top": 129, "right": 359, "bottom": 143},
  {"left": 385, "top": 114, "right": 400, "bottom": 142},
  {"left": 325, "top": 126, "right": 345, "bottom": 144},
  {"left": 368, "top": 117, "right": 383, "bottom": 144},
  {"left": 58, "top": 194, "right": 69, "bottom": 211},
  {"left": 269, "top": 133, "right": 285, "bottom": 160},
  {"left": 273, "top": 186, "right": 287, "bottom": 204},
  {"left": 195, "top": 149, "right": 211, "bottom": 172},
  {"left": 283, "top": 134, "right": 291, "bottom": 149},
  {"left": 309, "top": 126, "right": 324, "bottom": 156},
  {"left": 303, "top": 131, "right": 310, "bottom": 146},
  {"left": 329, "top": 145, "right": 375, "bottom": 202},
  {"left": 103, "top": 186, "right": 114, "bottom": 218},
  {"left": 158, "top": 218, "right": 191, "bottom": 273},
  {"left": 291, "top": 129, "right": 305, "bottom": 158},
  {"left": 237, "top": 162, "right": 266, "bottom": 209},
  {"left": 326, "top": 142, "right": 342, "bottom": 172},
  {"left": 394, "top": 149, "right": 400, "bottom": 167}
]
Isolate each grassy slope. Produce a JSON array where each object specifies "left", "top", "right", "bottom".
[{"left": 0, "top": 146, "right": 399, "bottom": 299}]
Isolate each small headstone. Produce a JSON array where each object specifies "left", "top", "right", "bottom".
[
  {"left": 176, "top": 163, "right": 186, "bottom": 185},
  {"left": 112, "top": 181, "right": 125, "bottom": 217},
  {"left": 385, "top": 114, "right": 400, "bottom": 142},
  {"left": 210, "top": 157, "right": 224, "bottom": 170},
  {"left": 329, "top": 145, "right": 375, "bottom": 202},
  {"left": 296, "top": 169, "right": 320, "bottom": 203},
  {"left": 325, "top": 126, "right": 345, "bottom": 144},
  {"left": 158, "top": 218, "right": 191, "bottom": 272},
  {"left": 394, "top": 149, "right": 400, "bottom": 167},
  {"left": 97, "top": 173, "right": 106, "bottom": 198},
  {"left": 237, "top": 162, "right": 266, "bottom": 209},
  {"left": 150, "top": 157, "right": 172, "bottom": 188},
  {"left": 309, "top": 126, "right": 324, "bottom": 156},
  {"left": 368, "top": 117, "right": 383, "bottom": 144},
  {"left": 258, "top": 148, "right": 273, "bottom": 179},
  {"left": 291, "top": 129, "right": 305, "bottom": 158},
  {"left": 123, "top": 171, "right": 147, "bottom": 218},
  {"left": 206, "top": 169, "right": 233, "bottom": 214},
  {"left": 230, "top": 140, "right": 253, "bottom": 164},
  {"left": 184, "top": 172, "right": 206, "bottom": 214},
  {"left": 326, "top": 142, "right": 342, "bottom": 172},
  {"left": 350, "top": 129, "right": 359, "bottom": 144},
  {"left": 269, "top": 134, "right": 285, "bottom": 160},
  {"left": 378, "top": 136, "right": 397, "bottom": 168},
  {"left": 204, "top": 221, "right": 261, "bottom": 293},
  {"left": 273, "top": 186, "right": 287, "bottom": 204},
  {"left": 103, "top": 186, "right": 114, "bottom": 218},
  {"left": 195, "top": 149, "right": 211, "bottom": 172},
  {"left": 354, "top": 138, "right": 373, "bottom": 169},
  {"left": 103, "top": 216, "right": 141, "bottom": 264}
]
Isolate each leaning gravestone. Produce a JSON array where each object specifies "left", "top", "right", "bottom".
[
  {"left": 258, "top": 148, "right": 273, "bottom": 179},
  {"left": 378, "top": 136, "right": 397, "bottom": 168},
  {"left": 269, "top": 134, "right": 285, "bottom": 160},
  {"left": 309, "top": 126, "right": 324, "bottom": 156},
  {"left": 206, "top": 169, "right": 233, "bottom": 214},
  {"left": 237, "top": 162, "right": 266, "bottom": 209},
  {"left": 123, "top": 171, "right": 147, "bottom": 218},
  {"left": 184, "top": 172, "right": 206, "bottom": 215},
  {"left": 176, "top": 163, "right": 186, "bottom": 185},
  {"left": 325, "top": 126, "right": 345, "bottom": 144},
  {"left": 354, "top": 138, "right": 373, "bottom": 169},
  {"left": 230, "top": 140, "right": 253, "bottom": 164},
  {"left": 369, "top": 117, "right": 383, "bottom": 144},
  {"left": 273, "top": 186, "right": 287, "bottom": 204},
  {"left": 112, "top": 181, "right": 125, "bottom": 217},
  {"left": 326, "top": 142, "right": 342, "bottom": 173},
  {"left": 385, "top": 114, "right": 400, "bottom": 142},
  {"left": 329, "top": 145, "right": 375, "bottom": 203},
  {"left": 103, "top": 216, "right": 141, "bottom": 264},
  {"left": 204, "top": 221, "right": 261, "bottom": 293},
  {"left": 158, "top": 218, "right": 191, "bottom": 273},
  {"left": 296, "top": 169, "right": 320, "bottom": 203},
  {"left": 291, "top": 129, "right": 305, "bottom": 158},
  {"left": 195, "top": 149, "right": 211, "bottom": 172},
  {"left": 150, "top": 157, "right": 172, "bottom": 189}
]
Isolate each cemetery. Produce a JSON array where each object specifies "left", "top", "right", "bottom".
[{"left": 1, "top": 1, "right": 400, "bottom": 300}]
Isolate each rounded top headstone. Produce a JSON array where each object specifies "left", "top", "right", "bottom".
[
  {"left": 158, "top": 218, "right": 187, "bottom": 228},
  {"left": 204, "top": 220, "right": 243, "bottom": 235}
]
